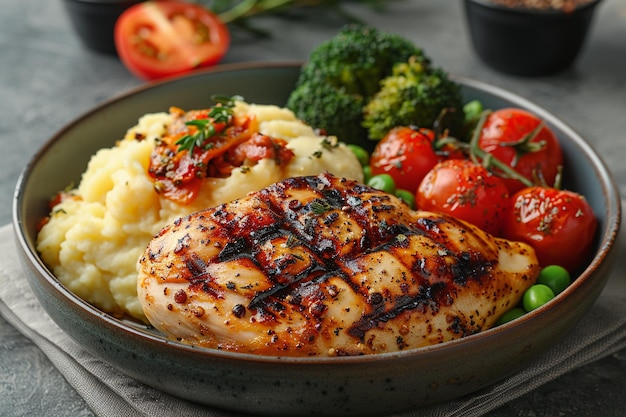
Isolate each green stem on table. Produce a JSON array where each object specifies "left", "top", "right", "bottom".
[
  {"left": 218, "top": 0, "right": 293, "bottom": 23},
  {"left": 193, "top": 0, "right": 387, "bottom": 27}
]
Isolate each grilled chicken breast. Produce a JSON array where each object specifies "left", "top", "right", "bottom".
[{"left": 138, "top": 173, "right": 539, "bottom": 356}]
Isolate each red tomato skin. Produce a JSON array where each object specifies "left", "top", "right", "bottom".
[
  {"left": 416, "top": 159, "right": 510, "bottom": 236},
  {"left": 370, "top": 126, "right": 439, "bottom": 192},
  {"left": 114, "top": 1, "right": 230, "bottom": 80},
  {"left": 478, "top": 108, "right": 563, "bottom": 194},
  {"left": 502, "top": 187, "right": 597, "bottom": 272}
]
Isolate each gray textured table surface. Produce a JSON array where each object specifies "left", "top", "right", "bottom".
[{"left": 2, "top": 1, "right": 626, "bottom": 416}]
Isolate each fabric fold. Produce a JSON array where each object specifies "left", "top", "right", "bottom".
[{"left": 1, "top": 223, "right": 625, "bottom": 417}]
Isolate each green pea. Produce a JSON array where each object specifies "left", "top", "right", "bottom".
[
  {"left": 362, "top": 165, "right": 373, "bottom": 184},
  {"left": 347, "top": 144, "right": 370, "bottom": 167},
  {"left": 395, "top": 189, "right": 416, "bottom": 210},
  {"left": 367, "top": 174, "right": 396, "bottom": 195},
  {"left": 522, "top": 284, "right": 556, "bottom": 312},
  {"left": 537, "top": 265, "right": 571, "bottom": 295},
  {"left": 495, "top": 307, "right": 526, "bottom": 326},
  {"left": 463, "top": 99, "right": 484, "bottom": 125}
]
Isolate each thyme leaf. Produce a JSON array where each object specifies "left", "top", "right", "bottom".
[
  {"left": 283, "top": 234, "right": 299, "bottom": 248},
  {"left": 310, "top": 199, "right": 333, "bottom": 214},
  {"left": 320, "top": 136, "right": 338, "bottom": 150}
]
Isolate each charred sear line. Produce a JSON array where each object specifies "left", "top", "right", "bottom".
[
  {"left": 303, "top": 175, "right": 326, "bottom": 192},
  {"left": 249, "top": 240, "right": 350, "bottom": 312},
  {"left": 302, "top": 216, "right": 318, "bottom": 240},
  {"left": 347, "top": 283, "right": 446, "bottom": 340},
  {"left": 450, "top": 251, "right": 493, "bottom": 285},
  {"left": 416, "top": 216, "right": 443, "bottom": 232},
  {"left": 448, "top": 315, "right": 478, "bottom": 337},
  {"left": 248, "top": 259, "right": 323, "bottom": 309},
  {"left": 372, "top": 204, "right": 395, "bottom": 213},
  {"left": 385, "top": 223, "right": 414, "bottom": 239},
  {"left": 184, "top": 253, "right": 209, "bottom": 279},
  {"left": 217, "top": 236, "right": 251, "bottom": 262},
  {"left": 318, "top": 187, "right": 345, "bottom": 209},
  {"left": 264, "top": 252, "right": 307, "bottom": 281},
  {"left": 189, "top": 279, "right": 222, "bottom": 299},
  {"left": 306, "top": 190, "right": 345, "bottom": 217},
  {"left": 249, "top": 224, "right": 287, "bottom": 245},
  {"left": 306, "top": 269, "right": 348, "bottom": 288},
  {"left": 322, "top": 211, "right": 340, "bottom": 226},
  {"left": 365, "top": 225, "right": 423, "bottom": 255}
]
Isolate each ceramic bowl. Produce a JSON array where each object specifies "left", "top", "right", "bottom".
[
  {"left": 12, "top": 62, "right": 621, "bottom": 416},
  {"left": 463, "top": 0, "right": 603, "bottom": 76},
  {"left": 62, "top": 0, "right": 144, "bottom": 55}
]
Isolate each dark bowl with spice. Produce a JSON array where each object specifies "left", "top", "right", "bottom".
[
  {"left": 62, "top": 0, "right": 144, "bottom": 55},
  {"left": 463, "top": 0, "right": 603, "bottom": 76}
]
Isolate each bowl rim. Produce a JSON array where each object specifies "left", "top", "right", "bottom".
[
  {"left": 464, "top": 0, "right": 603, "bottom": 15},
  {"left": 12, "top": 61, "right": 622, "bottom": 366}
]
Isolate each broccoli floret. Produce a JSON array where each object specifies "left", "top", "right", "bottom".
[
  {"left": 287, "top": 76, "right": 366, "bottom": 146},
  {"left": 286, "top": 24, "right": 429, "bottom": 150},
  {"left": 362, "top": 57, "right": 465, "bottom": 141},
  {"left": 301, "top": 24, "right": 429, "bottom": 98}
]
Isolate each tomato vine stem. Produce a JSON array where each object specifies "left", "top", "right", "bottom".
[{"left": 468, "top": 110, "right": 535, "bottom": 187}]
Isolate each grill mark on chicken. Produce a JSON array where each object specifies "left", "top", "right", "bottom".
[
  {"left": 207, "top": 181, "right": 363, "bottom": 309},
  {"left": 349, "top": 283, "right": 444, "bottom": 337},
  {"left": 138, "top": 173, "right": 540, "bottom": 356},
  {"left": 183, "top": 254, "right": 212, "bottom": 285},
  {"left": 217, "top": 236, "right": 250, "bottom": 262}
]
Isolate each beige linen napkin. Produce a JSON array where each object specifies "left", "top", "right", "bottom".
[{"left": 1, "top": 222, "right": 625, "bottom": 417}]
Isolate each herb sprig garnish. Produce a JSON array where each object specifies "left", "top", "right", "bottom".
[
  {"left": 310, "top": 198, "right": 333, "bottom": 214},
  {"left": 175, "top": 95, "right": 243, "bottom": 154}
]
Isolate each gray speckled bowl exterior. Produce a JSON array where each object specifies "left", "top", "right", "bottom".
[{"left": 13, "top": 63, "right": 621, "bottom": 416}]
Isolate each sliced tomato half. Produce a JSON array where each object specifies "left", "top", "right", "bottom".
[{"left": 114, "top": 1, "right": 230, "bottom": 80}]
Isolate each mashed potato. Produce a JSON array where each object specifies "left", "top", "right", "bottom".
[{"left": 36, "top": 101, "right": 363, "bottom": 321}]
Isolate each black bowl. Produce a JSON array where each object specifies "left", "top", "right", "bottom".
[
  {"left": 463, "top": 0, "right": 603, "bottom": 76},
  {"left": 62, "top": 0, "right": 144, "bottom": 55}
]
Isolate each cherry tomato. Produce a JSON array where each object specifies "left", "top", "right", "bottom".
[
  {"left": 114, "top": 1, "right": 230, "bottom": 80},
  {"left": 370, "top": 126, "right": 439, "bottom": 193},
  {"left": 416, "top": 159, "right": 510, "bottom": 235},
  {"left": 478, "top": 108, "right": 563, "bottom": 194},
  {"left": 502, "top": 186, "right": 597, "bottom": 272}
]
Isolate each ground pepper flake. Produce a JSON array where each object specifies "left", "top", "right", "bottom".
[{"left": 174, "top": 289, "right": 187, "bottom": 304}]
